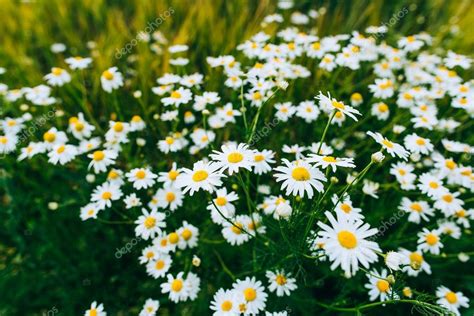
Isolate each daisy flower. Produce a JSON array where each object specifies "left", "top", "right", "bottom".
[
  {"left": 417, "top": 173, "right": 448, "bottom": 197},
  {"left": 367, "top": 131, "right": 409, "bottom": 160},
  {"left": 210, "top": 289, "right": 244, "bottom": 316},
  {"left": 156, "top": 185, "right": 183, "bottom": 211},
  {"left": 158, "top": 163, "right": 181, "bottom": 186},
  {"left": 146, "top": 253, "right": 172, "bottom": 279},
  {"left": 80, "top": 203, "right": 100, "bottom": 221},
  {"left": 316, "top": 91, "right": 361, "bottom": 121},
  {"left": 252, "top": 149, "right": 276, "bottom": 175},
  {"left": 126, "top": 167, "right": 158, "bottom": 190},
  {"left": 436, "top": 286, "right": 470, "bottom": 316},
  {"left": 404, "top": 133, "right": 434, "bottom": 155},
  {"left": 210, "top": 143, "right": 255, "bottom": 175},
  {"left": 84, "top": 301, "right": 106, "bottom": 316},
  {"left": 266, "top": 270, "right": 297, "bottom": 297},
  {"left": 175, "top": 160, "right": 225, "bottom": 195},
  {"left": 65, "top": 56, "right": 92, "bottom": 70},
  {"left": 139, "top": 245, "right": 159, "bottom": 264},
  {"left": 207, "top": 188, "right": 239, "bottom": 224},
  {"left": 161, "top": 272, "right": 190, "bottom": 303},
  {"left": 44, "top": 67, "right": 71, "bottom": 86},
  {"left": 101, "top": 67, "right": 123, "bottom": 93},
  {"left": 364, "top": 269, "right": 395, "bottom": 302},
  {"left": 162, "top": 87, "right": 192, "bottom": 107},
  {"left": 417, "top": 228, "right": 443, "bottom": 255},
  {"left": 139, "top": 298, "right": 160, "bottom": 316},
  {"left": 47, "top": 143, "right": 77, "bottom": 165},
  {"left": 87, "top": 149, "right": 118, "bottom": 173},
  {"left": 331, "top": 194, "right": 364, "bottom": 222},
  {"left": 399, "top": 248, "right": 431, "bottom": 276},
  {"left": 317, "top": 211, "right": 381, "bottom": 277},
  {"left": 124, "top": 193, "right": 142, "bottom": 209},
  {"left": 273, "top": 159, "right": 326, "bottom": 198},
  {"left": 177, "top": 221, "right": 199, "bottom": 249},
  {"left": 222, "top": 215, "right": 251, "bottom": 246},
  {"left": 134, "top": 208, "right": 166, "bottom": 240},
  {"left": 399, "top": 197, "right": 434, "bottom": 224},
  {"left": 306, "top": 154, "right": 355, "bottom": 172},
  {"left": 232, "top": 277, "right": 268, "bottom": 315},
  {"left": 91, "top": 182, "right": 123, "bottom": 210}
]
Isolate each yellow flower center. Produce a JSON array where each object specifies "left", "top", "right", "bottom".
[
  {"left": 168, "top": 170, "right": 179, "bottom": 180},
  {"left": 337, "top": 230, "right": 357, "bottom": 249},
  {"left": 56, "top": 145, "right": 65, "bottom": 153},
  {"left": 108, "top": 170, "right": 119, "bottom": 179},
  {"left": 410, "top": 203, "right": 422, "bottom": 212},
  {"left": 382, "top": 139, "right": 394, "bottom": 148},
  {"left": 146, "top": 251, "right": 154, "bottom": 259},
  {"left": 93, "top": 151, "right": 105, "bottom": 161},
  {"left": 168, "top": 232, "right": 179, "bottom": 244},
  {"left": 52, "top": 67, "right": 63, "bottom": 76},
  {"left": 416, "top": 138, "right": 425, "bottom": 145},
  {"left": 445, "top": 291, "right": 458, "bottom": 304},
  {"left": 254, "top": 154, "right": 264, "bottom": 162},
  {"left": 215, "top": 197, "right": 227, "bottom": 206},
  {"left": 429, "top": 181, "right": 439, "bottom": 189},
  {"left": 410, "top": 252, "right": 423, "bottom": 265},
  {"left": 244, "top": 288, "right": 257, "bottom": 301},
  {"left": 43, "top": 132, "right": 56, "bottom": 143},
  {"left": 425, "top": 233, "right": 438, "bottom": 245},
  {"left": 171, "top": 91, "right": 181, "bottom": 99},
  {"left": 131, "top": 115, "right": 142, "bottom": 123},
  {"left": 253, "top": 91, "right": 262, "bottom": 100},
  {"left": 144, "top": 216, "right": 156, "bottom": 229},
  {"left": 291, "top": 167, "right": 310, "bottom": 181},
  {"left": 135, "top": 170, "right": 146, "bottom": 179},
  {"left": 102, "top": 192, "right": 112, "bottom": 200},
  {"left": 376, "top": 280, "right": 390, "bottom": 293},
  {"left": 165, "top": 192, "right": 175, "bottom": 202},
  {"left": 181, "top": 228, "right": 192, "bottom": 240},
  {"left": 231, "top": 222, "right": 243, "bottom": 235},
  {"left": 221, "top": 300, "right": 233, "bottom": 312},
  {"left": 276, "top": 275, "right": 287, "bottom": 285},
  {"left": 442, "top": 194, "right": 453, "bottom": 203},
  {"left": 322, "top": 156, "right": 336, "bottom": 163},
  {"left": 113, "top": 122, "right": 124, "bottom": 132},
  {"left": 341, "top": 203, "right": 352, "bottom": 213},
  {"left": 192, "top": 170, "right": 208, "bottom": 182},
  {"left": 0, "top": 136, "right": 7, "bottom": 144},
  {"left": 90, "top": 308, "right": 97, "bottom": 316},
  {"left": 155, "top": 260, "right": 165, "bottom": 270},
  {"left": 102, "top": 70, "right": 114, "bottom": 80},
  {"left": 445, "top": 160, "right": 456, "bottom": 170},
  {"left": 331, "top": 100, "right": 345, "bottom": 110},
  {"left": 228, "top": 152, "right": 244, "bottom": 163},
  {"left": 378, "top": 103, "right": 388, "bottom": 112},
  {"left": 171, "top": 279, "right": 183, "bottom": 292}
]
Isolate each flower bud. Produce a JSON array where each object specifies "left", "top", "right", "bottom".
[{"left": 371, "top": 151, "right": 385, "bottom": 163}]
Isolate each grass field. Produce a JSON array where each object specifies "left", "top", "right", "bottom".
[{"left": 1, "top": 0, "right": 474, "bottom": 315}]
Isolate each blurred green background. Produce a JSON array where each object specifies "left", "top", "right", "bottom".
[{"left": 1, "top": 0, "right": 474, "bottom": 315}]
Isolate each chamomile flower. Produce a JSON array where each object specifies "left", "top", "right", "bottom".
[
  {"left": 162, "top": 87, "right": 192, "bottom": 107},
  {"left": 177, "top": 221, "right": 199, "bottom": 249},
  {"left": 404, "top": 133, "right": 434, "bottom": 155},
  {"left": 210, "top": 289, "right": 244, "bottom": 316},
  {"left": 316, "top": 91, "right": 361, "bottom": 121},
  {"left": 232, "top": 277, "right": 268, "bottom": 314},
  {"left": 161, "top": 272, "right": 189, "bottom": 303},
  {"left": 156, "top": 185, "right": 183, "bottom": 211},
  {"left": 266, "top": 270, "right": 297, "bottom": 297},
  {"left": 331, "top": 194, "right": 364, "bottom": 222},
  {"left": 367, "top": 131, "right": 409, "bottom": 160},
  {"left": 210, "top": 143, "right": 255, "bottom": 175},
  {"left": 47, "top": 144, "right": 77, "bottom": 165},
  {"left": 207, "top": 188, "right": 239, "bottom": 224},
  {"left": 101, "top": 67, "right": 123, "bottom": 93},
  {"left": 44, "top": 67, "right": 71, "bottom": 86},
  {"left": 88, "top": 149, "right": 118, "bottom": 173},
  {"left": 126, "top": 168, "right": 158, "bottom": 190},
  {"left": 124, "top": 193, "right": 142, "bottom": 209},
  {"left": 91, "top": 182, "right": 123, "bottom": 210},
  {"left": 317, "top": 211, "right": 380, "bottom": 277},
  {"left": 399, "top": 198, "right": 434, "bottom": 224},
  {"left": 222, "top": 215, "right": 251, "bottom": 246},
  {"left": 417, "top": 228, "right": 443, "bottom": 255},
  {"left": 399, "top": 248, "right": 431, "bottom": 276},
  {"left": 252, "top": 149, "right": 275, "bottom": 175},
  {"left": 273, "top": 159, "right": 326, "bottom": 198},
  {"left": 146, "top": 253, "right": 172, "bottom": 279},
  {"left": 84, "top": 301, "right": 106, "bottom": 316},
  {"left": 134, "top": 208, "right": 166, "bottom": 240},
  {"left": 307, "top": 154, "right": 355, "bottom": 172},
  {"left": 175, "top": 160, "right": 224, "bottom": 195},
  {"left": 364, "top": 269, "right": 395, "bottom": 302},
  {"left": 139, "top": 298, "right": 160, "bottom": 316},
  {"left": 65, "top": 56, "right": 92, "bottom": 70},
  {"left": 139, "top": 245, "right": 159, "bottom": 264},
  {"left": 80, "top": 203, "right": 100, "bottom": 221},
  {"left": 436, "top": 286, "right": 470, "bottom": 316}
]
